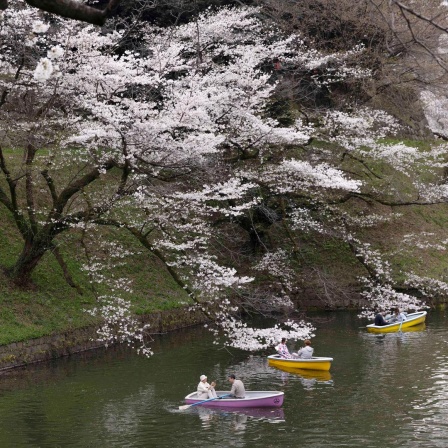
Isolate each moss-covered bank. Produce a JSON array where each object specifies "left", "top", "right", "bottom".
[{"left": 0, "top": 306, "right": 209, "bottom": 371}]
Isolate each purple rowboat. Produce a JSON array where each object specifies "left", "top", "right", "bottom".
[{"left": 184, "top": 391, "right": 284, "bottom": 408}]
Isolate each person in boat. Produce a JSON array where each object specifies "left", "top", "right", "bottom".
[
  {"left": 228, "top": 374, "right": 245, "bottom": 399},
  {"left": 197, "top": 374, "right": 217, "bottom": 399},
  {"left": 390, "top": 307, "right": 407, "bottom": 323},
  {"left": 374, "top": 310, "right": 389, "bottom": 326},
  {"left": 296, "top": 339, "right": 314, "bottom": 359},
  {"left": 275, "top": 338, "right": 293, "bottom": 359}
]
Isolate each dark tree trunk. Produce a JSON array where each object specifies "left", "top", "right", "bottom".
[{"left": 7, "top": 234, "right": 52, "bottom": 285}]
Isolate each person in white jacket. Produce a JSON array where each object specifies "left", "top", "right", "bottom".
[
  {"left": 296, "top": 339, "right": 314, "bottom": 359},
  {"left": 390, "top": 307, "right": 407, "bottom": 323},
  {"left": 197, "top": 374, "right": 217, "bottom": 399}
]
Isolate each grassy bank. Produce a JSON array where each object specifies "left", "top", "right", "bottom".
[
  {"left": 0, "top": 205, "right": 190, "bottom": 346},
  {"left": 1, "top": 201, "right": 447, "bottom": 346}
]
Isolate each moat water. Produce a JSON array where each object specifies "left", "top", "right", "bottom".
[{"left": 0, "top": 310, "right": 447, "bottom": 447}]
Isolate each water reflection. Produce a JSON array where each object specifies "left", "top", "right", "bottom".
[
  {"left": 101, "top": 385, "right": 155, "bottom": 442},
  {"left": 194, "top": 408, "right": 248, "bottom": 448},
  {"left": 195, "top": 406, "right": 285, "bottom": 427},
  {"left": 177, "top": 406, "right": 286, "bottom": 448},
  {"left": 221, "top": 354, "right": 272, "bottom": 381},
  {"left": 404, "top": 329, "right": 448, "bottom": 447},
  {"left": 270, "top": 366, "right": 332, "bottom": 382},
  {"left": 197, "top": 406, "right": 284, "bottom": 421},
  {"left": 359, "top": 327, "right": 428, "bottom": 381},
  {"left": 268, "top": 366, "right": 334, "bottom": 390}
]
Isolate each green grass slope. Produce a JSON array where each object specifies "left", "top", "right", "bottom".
[{"left": 0, "top": 205, "right": 190, "bottom": 346}]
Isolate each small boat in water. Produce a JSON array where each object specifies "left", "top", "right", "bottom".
[
  {"left": 366, "top": 311, "right": 427, "bottom": 334},
  {"left": 267, "top": 354, "right": 333, "bottom": 371},
  {"left": 184, "top": 391, "right": 284, "bottom": 408}
]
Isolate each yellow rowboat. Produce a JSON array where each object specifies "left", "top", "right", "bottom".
[
  {"left": 400, "top": 323, "right": 426, "bottom": 333},
  {"left": 267, "top": 354, "right": 333, "bottom": 371},
  {"left": 366, "top": 311, "right": 427, "bottom": 334},
  {"left": 270, "top": 365, "right": 332, "bottom": 382}
]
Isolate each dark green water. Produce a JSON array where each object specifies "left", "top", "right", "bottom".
[{"left": 0, "top": 311, "right": 447, "bottom": 448}]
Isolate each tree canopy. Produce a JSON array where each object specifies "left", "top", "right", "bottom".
[{"left": 2, "top": 0, "right": 448, "bottom": 353}]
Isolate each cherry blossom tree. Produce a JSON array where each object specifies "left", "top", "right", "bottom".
[{"left": 1, "top": 2, "right": 446, "bottom": 353}]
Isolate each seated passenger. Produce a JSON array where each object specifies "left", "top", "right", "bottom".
[
  {"left": 390, "top": 307, "right": 406, "bottom": 323},
  {"left": 197, "top": 374, "right": 217, "bottom": 399},
  {"left": 374, "top": 310, "right": 389, "bottom": 326},
  {"left": 296, "top": 339, "right": 314, "bottom": 359},
  {"left": 275, "top": 338, "right": 292, "bottom": 359},
  {"left": 228, "top": 374, "right": 245, "bottom": 398}
]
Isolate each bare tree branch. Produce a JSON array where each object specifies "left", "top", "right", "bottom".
[{"left": 392, "top": 0, "right": 448, "bottom": 34}]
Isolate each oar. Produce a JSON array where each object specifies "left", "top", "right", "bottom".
[{"left": 179, "top": 394, "right": 231, "bottom": 410}]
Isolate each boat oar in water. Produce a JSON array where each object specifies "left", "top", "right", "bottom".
[{"left": 179, "top": 394, "right": 232, "bottom": 410}]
